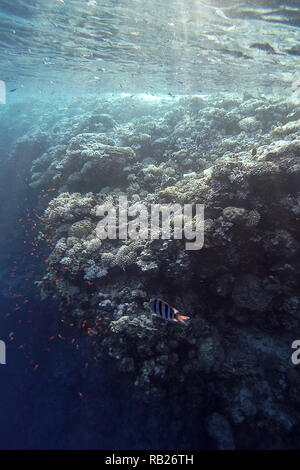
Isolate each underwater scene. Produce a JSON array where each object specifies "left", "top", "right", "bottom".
[{"left": 1, "top": 0, "right": 300, "bottom": 451}]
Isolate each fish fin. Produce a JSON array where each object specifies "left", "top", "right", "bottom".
[{"left": 177, "top": 314, "right": 190, "bottom": 324}]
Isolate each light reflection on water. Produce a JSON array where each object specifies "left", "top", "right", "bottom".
[{"left": 0, "top": 0, "right": 299, "bottom": 95}]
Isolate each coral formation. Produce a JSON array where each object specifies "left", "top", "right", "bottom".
[{"left": 30, "top": 94, "right": 300, "bottom": 449}]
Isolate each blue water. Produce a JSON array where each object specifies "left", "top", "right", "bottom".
[{"left": 1, "top": 0, "right": 300, "bottom": 450}]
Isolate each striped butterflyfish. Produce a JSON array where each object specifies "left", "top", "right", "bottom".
[{"left": 149, "top": 298, "right": 190, "bottom": 324}]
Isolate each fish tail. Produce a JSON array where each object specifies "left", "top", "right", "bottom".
[{"left": 177, "top": 314, "right": 190, "bottom": 324}]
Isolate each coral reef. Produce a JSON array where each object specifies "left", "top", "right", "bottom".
[{"left": 31, "top": 94, "right": 300, "bottom": 449}]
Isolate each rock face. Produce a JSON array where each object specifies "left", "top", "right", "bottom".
[
  {"left": 207, "top": 413, "right": 236, "bottom": 450},
  {"left": 31, "top": 94, "right": 300, "bottom": 449},
  {"left": 232, "top": 275, "right": 273, "bottom": 312},
  {"left": 31, "top": 134, "right": 136, "bottom": 193}
]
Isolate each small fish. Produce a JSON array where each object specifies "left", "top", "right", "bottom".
[
  {"left": 149, "top": 298, "right": 190, "bottom": 324},
  {"left": 9, "top": 88, "right": 17, "bottom": 92}
]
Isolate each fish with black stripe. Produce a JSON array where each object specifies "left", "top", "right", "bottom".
[{"left": 149, "top": 298, "right": 190, "bottom": 324}]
